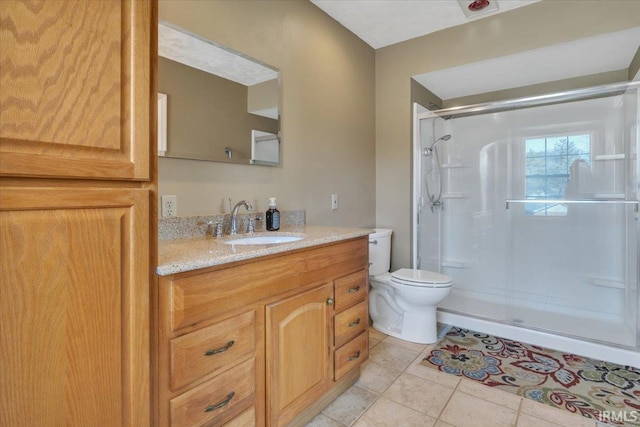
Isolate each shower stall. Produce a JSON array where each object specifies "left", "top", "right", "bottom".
[{"left": 412, "top": 81, "right": 639, "bottom": 366}]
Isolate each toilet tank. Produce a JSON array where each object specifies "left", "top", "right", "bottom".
[{"left": 369, "top": 228, "right": 392, "bottom": 275}]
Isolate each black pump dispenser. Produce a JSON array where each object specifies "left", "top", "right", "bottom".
[{"left": 266, "top": 197, "right": 280, "bottom": 231}]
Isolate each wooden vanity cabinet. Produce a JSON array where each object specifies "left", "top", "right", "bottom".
[{"left": 156, "top": 236, "right": 369, "bottom": 426}]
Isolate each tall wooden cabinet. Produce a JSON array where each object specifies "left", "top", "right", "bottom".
[{"left": 0, "top": 1, "right": 155, "bottom": 426}]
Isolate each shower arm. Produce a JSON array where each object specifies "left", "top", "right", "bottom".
[{"left": 425, "top": 134, "right": 451, "bottom": 156}]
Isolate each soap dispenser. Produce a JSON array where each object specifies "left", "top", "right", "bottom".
[{"left": 266, "top": 197, "right": 280, "bottom": 231}]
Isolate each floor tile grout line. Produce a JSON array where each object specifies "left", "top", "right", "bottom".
[
  {"left": 386, "top": 337, "right": 460, "bottom": 425},
  {"left": 514, "top": 397, "right": 524, "bottom": 426},
  {"left": 347, "top": 386, "right": 379, "bottom": 427},
  {"left": 432, "top": 367, "right": 464, "bottom": 425}
]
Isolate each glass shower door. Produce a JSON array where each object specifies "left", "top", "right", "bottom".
[{"left": 505, "top": 200, "right": 638, "bottom": 348}]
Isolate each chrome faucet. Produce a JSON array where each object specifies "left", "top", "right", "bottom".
[{"left": 230, "top": 200, "right": 252, "bottom": 235}]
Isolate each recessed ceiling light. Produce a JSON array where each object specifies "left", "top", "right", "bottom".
[{"left": 457, "top": 0, "right": 499, "bottom": 18}]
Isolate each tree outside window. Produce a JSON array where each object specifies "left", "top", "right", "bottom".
[{"left": 524, "top": 134, "right": 590, "bottom": 216}]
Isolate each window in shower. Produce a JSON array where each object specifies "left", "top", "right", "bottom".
[{"left": 524, "top": 133, "right": 591, "bottom": 216}]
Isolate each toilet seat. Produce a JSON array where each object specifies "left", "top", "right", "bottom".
[{"left": 390, "top": 268, "right": 452, "bottom": 288}]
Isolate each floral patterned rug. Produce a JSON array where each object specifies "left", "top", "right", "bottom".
[{"left": 421, "top": 327, "right": 640, "bottom": 426}]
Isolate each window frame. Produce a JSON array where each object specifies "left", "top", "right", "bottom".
[{"left": 513, "top": 125, "right": 596, "bottom": 219}]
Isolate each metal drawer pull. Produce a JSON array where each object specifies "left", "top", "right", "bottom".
[
  {"left": 347, "top": 285, "right": 361, "bottom": 293},
  {"left": 369, "top": 240, "right": 378, "bottom": 245},
  {"left": 348, "top": 318, "right": 361, "bottom": 327},
  {"left": 348, "top": 351, "right": 361, "bottom": 361},
  {"left": 204, "top": 391, "right": 235, "bottom": 413},
  {"left": 204, "top": 340, "right": 235, "bottom": 356}
]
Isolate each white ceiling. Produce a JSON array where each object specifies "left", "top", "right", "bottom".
[
  {"left": 310, "top": 0, "right": 541, "bottom": 49},
  {"left": 414, "top": 26, "right": 640, "bottom": 100},
  {"left": 310, "top": 0, "right": 640, "bottom": 100}
]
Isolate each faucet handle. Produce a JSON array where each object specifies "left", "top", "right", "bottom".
[
  {"left": 214, "top": 222, "right": 223, "bottom": 238},
  {"left": 197, "top": 220, "right": 214, "bottom": 236},
  {"left": 246, "top": 215, "right": 263, "bottom": 234}
]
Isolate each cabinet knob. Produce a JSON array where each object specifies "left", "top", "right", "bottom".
[{"left": 326, "top": 297, "right": 334, "bottom": 306}]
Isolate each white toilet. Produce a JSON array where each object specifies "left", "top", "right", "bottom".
[{"left": 369, "top": 228, "right": 452, "bottom": 344}]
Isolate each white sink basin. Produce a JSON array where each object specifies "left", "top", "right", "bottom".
[{"left": 223, "top": 235, "right": 303, "bottom": 245}]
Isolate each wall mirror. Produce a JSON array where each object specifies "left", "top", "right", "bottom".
[{"left": 158, "top": 21, "right": 281, "bottom": 166}]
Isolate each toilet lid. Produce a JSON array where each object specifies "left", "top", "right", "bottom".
[{"left": 390, "top": 268, "right": 452, "bottom": 288}]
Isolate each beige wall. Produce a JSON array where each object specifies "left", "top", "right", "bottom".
[
  {"left": 376, "top": 0, "right": 640, "bottom": 270},
  {"left": 159, "top": 1, "right": 376, "bottom": 225}
]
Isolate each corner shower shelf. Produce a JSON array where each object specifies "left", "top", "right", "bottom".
[
  {"left": 441, "top": 193, "right": 470, "bottom": 199},
  {"left": 583, "top": 276, "right": 625, "bottom": 289},
  {"left": 441, "top": 163, "right": 467, "bottom": 169},
  {"left": 593, "top": 154, "right": 626, "bottom": 161},
  {"left": 592, "top": 193, "right": 626, "bottom": 199},
  {"left": 441, "top": 259, "right": 475, "bottom": 269}
]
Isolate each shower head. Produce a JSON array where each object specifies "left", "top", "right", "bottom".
[{"left": 424, "top": 134, "right": 451, "bottom": 156}]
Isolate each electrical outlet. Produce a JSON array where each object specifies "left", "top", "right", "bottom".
[
  {"left": 161, "top": 195, "right": 177, "bottom": 218},
  {"left": 331, "top": 193, "right": 339, "bottom": 210}
]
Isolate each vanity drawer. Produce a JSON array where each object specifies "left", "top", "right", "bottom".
[
  {"left": 334, "top": 331, "right": 368, "bottom": 381},
  {"left": 334, "top": 269, "right": 367, "bottom": 312},
  {"left": 170, "top": 358, "right": 255, "bottom": 427},
  {"left": 171, "top": 310, "right": 255, "bottom": 390},
  {"left": 223, "top": 407, "right": 255, "bottom": 426},
  {"left": 334, "top": 301, "right": 367, "bottom": 348}
]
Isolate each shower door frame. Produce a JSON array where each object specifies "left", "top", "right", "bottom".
[{"left": 411, "top": 81, "right": 640, "bottom": 360}]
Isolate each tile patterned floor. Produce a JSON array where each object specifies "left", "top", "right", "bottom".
[{"left": 306, "top": 328, "right": 606, "bottom": 427}]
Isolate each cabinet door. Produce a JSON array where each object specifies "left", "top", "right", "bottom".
[
  {"left": 0, "top": 0, "right": 150, "bottom": 180},
  {"left": 266, "top": 283, "right": 333, "bottom": 427},
  {"left": 0, "top": 187, "right": 150, "bottom": 426}
]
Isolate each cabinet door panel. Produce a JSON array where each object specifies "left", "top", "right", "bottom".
[
  {"left": 0, "top": 0, "right": 150, "bottom": 179},
  {"left": 0, "top": 187, "right": 149, "bottom": 426},
  {"left": 266, "top": 283, "right": 333, "bottom": 427}
]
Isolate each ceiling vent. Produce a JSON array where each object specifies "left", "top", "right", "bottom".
[{"left": 457, "top": 0, "right": 499, "bottom": 18}]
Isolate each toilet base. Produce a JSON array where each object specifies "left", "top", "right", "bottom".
[{"left": 371, "top": 306, "right": 439, "bottom": 344}]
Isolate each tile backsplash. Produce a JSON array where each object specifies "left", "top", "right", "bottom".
[{"left": 159, "top": 210, "right": 305, "bottom": 241}]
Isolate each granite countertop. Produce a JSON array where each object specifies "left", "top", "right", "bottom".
[{"left": 157, "top": 225, "right": 373, "bottom": 276}]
